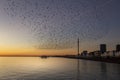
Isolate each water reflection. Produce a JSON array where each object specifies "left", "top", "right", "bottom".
[
  {"left": 0, "top": 57, "right": 120, "bottom": 80},
  {"left": 100, "top": 62, "right": 107, "bottom": 80},
  {"left": 77, "top": 59, "right": 80, "bottom": 80}
]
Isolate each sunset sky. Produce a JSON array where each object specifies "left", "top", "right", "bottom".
[{"left": 0, "top": 0, "right": 120, "bottom": 56}]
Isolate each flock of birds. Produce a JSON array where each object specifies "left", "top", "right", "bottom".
[{"left": 3, "top": 0, "right": 112, "bottom": 49}]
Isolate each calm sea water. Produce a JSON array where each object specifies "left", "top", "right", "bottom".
[{"left": 0, "top": 57, "right": 120, "bottom": 80}]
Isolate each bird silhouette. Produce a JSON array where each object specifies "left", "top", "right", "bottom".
[{"left": 3, "top": 0, "right": 111, "bottom": 49}]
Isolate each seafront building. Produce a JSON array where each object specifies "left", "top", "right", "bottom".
[
  {"left": 80, "top": 44, "right": 120, "bottom": 57},
  {"left": 116, "top": 44, "right": 120, "bottom": 52},
  {"left": 100, "top": 44, "right": 106, "bottom": 54}
]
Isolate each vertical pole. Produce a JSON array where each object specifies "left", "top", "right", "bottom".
[{"left": 78, "top": 38, "right": 79, "bottom": 56}]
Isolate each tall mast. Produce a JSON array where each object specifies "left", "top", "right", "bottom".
[{"left": 78, "top": 38, "right": 79, "bottom": 56}]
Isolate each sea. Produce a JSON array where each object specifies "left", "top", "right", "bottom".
[{"left": 0, "top": 57, "right": 120, "bottom": 80}]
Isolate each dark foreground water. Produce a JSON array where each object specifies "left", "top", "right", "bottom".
[{"left": 0, "top": 57, "right": 120, "bottom": 80}]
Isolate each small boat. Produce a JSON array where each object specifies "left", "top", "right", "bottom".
[{"left": 41, "top": 56, "right": 48, "bottom": 59}]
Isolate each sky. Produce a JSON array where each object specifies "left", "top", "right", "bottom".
[{"left": 0, "top": 0, "right": 120, "bottom": 56}]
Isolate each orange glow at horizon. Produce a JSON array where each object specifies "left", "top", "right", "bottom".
[{"left": 0, "top": 46, "right": 77, "bottom": 56}]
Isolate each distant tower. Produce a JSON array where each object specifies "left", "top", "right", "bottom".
[
  {"left": 116, "top": 44, "right": 120, "bottom": 52},
  {"left": 77, "top": 38, "right": 79, "bottom": 56},
  {"left": 100, "top": 44, "right": 106, "bottom": 54}
]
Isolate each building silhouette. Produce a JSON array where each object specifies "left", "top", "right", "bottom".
[
  {"left": 81, "top": 50, "right": 88, "bottom": 56},
  {"left": 100, "top": 44, "right": 106, "bottom": 54},
  {"left": 116, "top": 44, "right": 120, "bottom": 52}
]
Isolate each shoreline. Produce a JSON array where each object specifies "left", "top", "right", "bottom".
[
  {"left": 0, "top": 55, "right": 120, "bottom": 64},
  {"left": 53, "top": 56, "right": 120, "bottom": 64}
]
